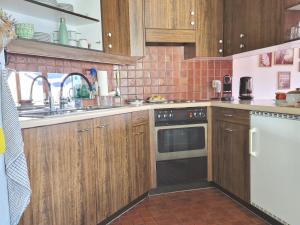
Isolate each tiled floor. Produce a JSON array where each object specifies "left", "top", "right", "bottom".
[{"left": 110, "top": 188, "right": 268, "bottom": 225}]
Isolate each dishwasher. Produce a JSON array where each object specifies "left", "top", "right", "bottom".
[{"left": 250, "top": 111, "right": 300, "bottom": 225}]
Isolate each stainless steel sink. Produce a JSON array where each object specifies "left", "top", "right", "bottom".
[{"left": 18, "top": 105, "right": 124, "bottom": 118}]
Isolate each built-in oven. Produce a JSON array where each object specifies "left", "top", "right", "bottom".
[{"left": 154, "top": 107, "right": 208, "bottom": 191}]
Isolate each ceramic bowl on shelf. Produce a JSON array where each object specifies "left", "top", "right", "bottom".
[
  {"left": 57, "top": 3, "right": 74, "bottom": 12},
  {"left": 15, "top": 23, "right": 34, "bottom": 39},
  {"left": 36, "top": 0, "right": 58, "bottom": 7},
  {"left": 33, "top": 32, "right": 51, "bottom": 42}
]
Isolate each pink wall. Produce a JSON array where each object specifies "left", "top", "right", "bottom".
[{"left": 232, "top": 48, "right": 300, "bottom": 100}]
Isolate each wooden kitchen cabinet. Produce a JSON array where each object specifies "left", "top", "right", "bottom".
[
  {"left": 145, "top": 0, "right": 196, "bottom": 30},
  {"left": 94, "top": 114, "right": 131, "bottom": 224},
  {"left": 101, "top": 0, "right": 144, "bottom": 57},
  {"left": 223, "top": 0, "right": 283, "bottom": 56},
  {"left": 285, "top": 0, "right": 300, "bottom": 8},
  {"left": 20, "top": 120, "right": 97, "bottom": 225},
  {"left": 212, "top": 107, "right": 250, "bottom": 202},
  {"left": 129, "top": 111, "right": 151, "bottom": 201},
  {"left": 196, "top": 0, "right": 224, "bottom": 57}
]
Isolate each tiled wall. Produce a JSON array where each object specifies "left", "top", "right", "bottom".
[
  {"left": 7, "top": 46, "right": 232, "bottom": 103},
  {"left": 118, "top": 47, "right": 232, "bottom": 100}
]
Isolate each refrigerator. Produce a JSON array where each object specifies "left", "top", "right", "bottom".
[{"left": 250, "top": 111, "right": 300, "bottom": 225}]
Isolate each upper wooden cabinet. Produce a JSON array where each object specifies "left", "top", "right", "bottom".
[
  {"left": 196, "top": 0, "right": 224, "bottom": 57},
  {"left": 145, "top": 0, "right": 196, "bottom": 30},
  {"left": 223, "top": 0, "right": 283, "bottom": 56},
  {"left": 101, "top": 0, "right": 144, "bottom": 57},
  {"left": 285, "top": 0, "right": 300, "bottom": 8}
]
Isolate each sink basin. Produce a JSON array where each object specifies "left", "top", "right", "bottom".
[{"left": 18, "top": 105, "right": 124, "bottom": 118}]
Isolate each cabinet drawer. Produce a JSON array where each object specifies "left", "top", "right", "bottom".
[
  {"left": 213, "top": 107, "right": 249, "bottom": 125},
  {"left": 132, "top": 111, "right": 149, "bottom": 124}
]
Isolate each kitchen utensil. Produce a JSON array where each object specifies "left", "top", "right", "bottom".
[
  {"left": 33, "top": 32, "right": 51, "bottom": 42},
  {"left": 286, "top": 88, "right": 300, "bottom": 105},
  {"left": 68, "top": 40, "right": 77, "bottom": 47},
  {"left": 15, "top": 23, "right": 34, "bottom": 39},
  {"left": 127, "top": 98, "right": 144, "bottom": 106},
  {"left": 67, "top": 30, "right": 77, "bottom": 40},
  {"left": 78, "top": 39, "right": 88, "bottom": 48},
  {"left": 239, "top": 76, "right": 253, "bottom": 100}
]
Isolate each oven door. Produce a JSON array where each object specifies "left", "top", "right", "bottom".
[{"left": 155, "top": 124, "right": 207, "bottom": 161}]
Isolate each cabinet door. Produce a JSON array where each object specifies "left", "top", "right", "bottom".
[
  {"left": 230, "top": 123, "right": 250, "bottom": 202},
  {"left": 196, "top": 0, "right": 224, "bottom": 57},
  {"left": 173, "top": 0, "right": 196, "bottom": 29},
  {"left": 21, "top": 121, "right": 96, "bottom": 225},
  {"left": 94, "top": 114, "right": 131, "bottom": 223},
  {"left": 144, "top": 0, "right": 174, "bottom": 29},
  {"left": 129, "top": 118, "right": 151, "bottom": 201},
  {"left": 101, "top": 0, "right": 130, "bottom": 55},
  {"left": 286, "top": 0, "right": 300, "bottom": 8},
  {"left": 145, "top": 0, "right": 195, "bottom": 29},
  {"left": 223, "top": 0, "right": 246, "bottom": 55}
]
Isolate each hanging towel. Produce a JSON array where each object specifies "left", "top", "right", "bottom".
[{"left": 1, "top": 69, "right": 31, "bottom": 225}]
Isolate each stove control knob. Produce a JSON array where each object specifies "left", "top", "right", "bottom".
[
  {"left": 163, "top": 114, "right": 167, "bottom": 118},
  {"left": 169, "top": 113, "right": 173, "bottom": 118},
  {"left": 157, "top": 114, "right": 161, "bottom": 119}
]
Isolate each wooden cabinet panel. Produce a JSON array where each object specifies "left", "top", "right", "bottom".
[
  {"left": 212, "top": 107, "right": 250, "bottom": 202},
  {"left": 20, "top": 120, "right": 96, "bottom": 225},
  {"left": 145, "top": 0, "right": 174, "bottom": 29},
  {"left": 101, "top": 0, "right": 144, "bottom": 57},
  {"left": 224, "top": 0, "right": 283, "bottom": 56},
  {"left": 94, "top": 114, "right": 131, "bottom": 223},
  {"left": 129, "top": 111, "right": 151, "bottom": 201},
  {"left": 173, "top": 0, "right": 196, "bottom": 29},
  {"left": 196, "top": 0, "right": 224, "bottom": 57},
  {"left": 145, "top": 0, "right": 195, "bottom": 30}
]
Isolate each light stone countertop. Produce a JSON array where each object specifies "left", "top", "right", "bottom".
[{"left": 19, "top": 100, "right": 300, "bottom": 129}]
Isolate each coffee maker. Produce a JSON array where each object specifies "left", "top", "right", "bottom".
[
  {"left": 239, "top": 76, "right": 253, "bottom": 100},
  {"left": 221, "top": 75, "right": 234, "bottom": 101}
]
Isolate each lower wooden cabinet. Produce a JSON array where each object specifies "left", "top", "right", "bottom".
[
  {"left": 20, "top": 112, "right": 151, "bottom": 225},
  {"left": 129, "top": 111, "right": 151, "bottom": 201},
  {"left": 212, "top": 107, "right": 250, "bottom": 202},
  {"left": 20, "top": 120, "right": 97, "bottom": 225}
]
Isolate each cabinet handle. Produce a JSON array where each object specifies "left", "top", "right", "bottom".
[
  {"left": 107, "top": 32, "right": 112, "bottom": 37},
  {"left": 249, "top": 128, "right": 257, "bottom": 157},
  {"left": 190, "top": 21, "right": 195, "bottom": 26},
  {"left": 240, "top": 44, "right": 245, "bottom": 49},
  {"left": 219, "top": 49, "right": 223, "bottom": 53},
  {"left": 225, "top": 128, "right": 233, "bottom": 132},
  {"left": 224, "top": 113, "right": 233, "bottom": 117},
  {"left": 240, "top": 33, "right": 245, "bottom": 38},
  {"left": 190, "top": 11, "right": 195, "bottom": 16},
  {"left": 219, "top": 39, "right": 223, "bottom": 44},
  {"left": 97, "top": 124, "right": 108, "bottom": 129},
  {"left": 78, "top": 128, "right": 90, "bottom": 133},
  {"left": 108, "top": 44, "right": 112, "bottom": 49}
]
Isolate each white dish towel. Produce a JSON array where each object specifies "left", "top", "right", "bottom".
[{"left": 1, "top": 69, "right": 31, "bottom": 225}]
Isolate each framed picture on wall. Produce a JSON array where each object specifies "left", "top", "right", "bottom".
[
  {"left": 258, "top": 53, "right": 272, "bottom": 67},
  {"left": 277, "top": 72, "right": 291, "bottom": 90},
  {"left": 274, "top": 49, "right": 294, "bottom": 65}
]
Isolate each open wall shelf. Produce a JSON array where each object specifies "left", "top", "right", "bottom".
[{"left": 7, "top": 39, "right": 139, "bottom": 65}]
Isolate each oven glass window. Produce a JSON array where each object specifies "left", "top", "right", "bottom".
[{"left": 157, "top": 127, "right": 205, "bottom": 153}]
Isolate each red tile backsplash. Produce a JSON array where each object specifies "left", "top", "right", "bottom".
[{"left": 7, "top": 46, "right": 232, "bottom": 103}]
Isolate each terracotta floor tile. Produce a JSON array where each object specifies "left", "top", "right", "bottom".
[{"left": 108, "top": 188, "right": 268, "bottom": 225}]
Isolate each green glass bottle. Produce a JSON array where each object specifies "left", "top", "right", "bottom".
[{"left": 59, "top": 18, "right": 68, "bottom": 45}]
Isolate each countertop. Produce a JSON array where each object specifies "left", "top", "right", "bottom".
[{"left": 19, "top": 100, "right": 300, "bottom": 129}]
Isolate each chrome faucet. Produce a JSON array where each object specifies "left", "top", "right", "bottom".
[
  {"left": 30, "top": 75, "right": 54, "bottom": 111},
  {"left": 59, "top": 72, "right": 93, "bottom": 109}
]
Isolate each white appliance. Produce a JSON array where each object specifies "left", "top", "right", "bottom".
[{"left": 250, "top": 111, "right": 300, "bottom": 225}]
